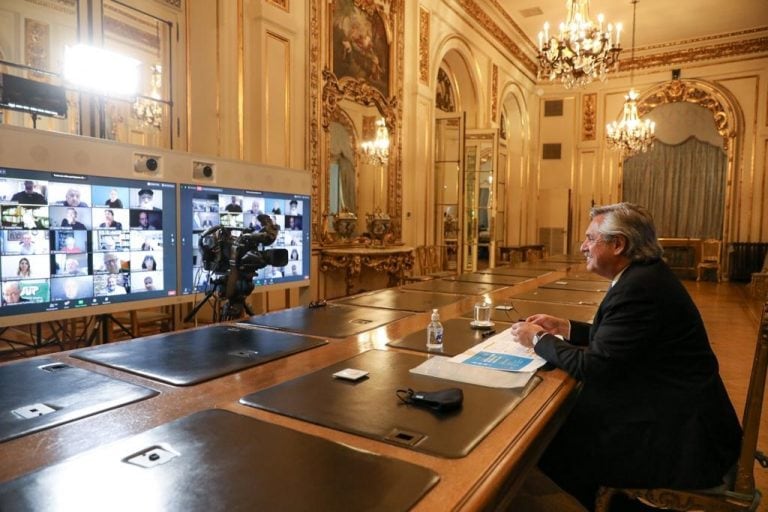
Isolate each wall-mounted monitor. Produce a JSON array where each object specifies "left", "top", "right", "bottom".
[
  {"left": 0, "top": 166, "right": 177, "bottom": 317},
  {"left": 179, "top": 185, "right": 310, "bottom": 295}
]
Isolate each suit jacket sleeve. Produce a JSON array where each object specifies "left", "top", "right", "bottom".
[{"left": 534, "top": 264, "right": 662, "bottom": 382}]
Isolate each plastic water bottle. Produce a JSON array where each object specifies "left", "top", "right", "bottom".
[{"left": 426, "top": 308, "right": 444, "bottom": 351}]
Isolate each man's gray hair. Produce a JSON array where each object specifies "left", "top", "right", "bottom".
[{"left": 590, "top": 202, "right": 663, "bottom": 262}]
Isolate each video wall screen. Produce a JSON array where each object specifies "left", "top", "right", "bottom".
[
  {"left": 0, "top": 167, "right": 177, "bottom": 317},
  {"left": 179, "top": 185, "right": 310, "bottom": 295}
]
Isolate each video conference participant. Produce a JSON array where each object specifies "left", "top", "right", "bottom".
[
  {"left": 11, "top": 180, "right": 47, "bottom": 205},
  {"left": 135, "top": 188, "right": 161, "bottom": 211},
  {"left": 50, "top": 276, "right": 93, "bottom": 302},
  {"left": 99, "top": 209, "right": 123, "bottom": 229},
  {"left": 59, "top": 208, "right": 87, "bottom": 229},
  {"left": 511, "top": 203, "right": 742, "bottom": 510},
  {"left": 132, "top": 210, "right": 161, "bottom": 230},
  {"left": 104, "top": 188, "right": 124, "bottom": 208},
  {"left": 2, "top": 281, "right": 28, "bottom": 305},
  {"left": 57, "top": 187, "right": 89, "bottom": 207}
]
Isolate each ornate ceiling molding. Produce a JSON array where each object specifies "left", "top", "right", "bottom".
[
  {"left": 622, "top": 37, "right": 768, "bottom": 72},
  {"left": 456, "top": 0, "right": 537, "bottom": 76},
  {"left": 638, "top": 79, "right": 737, "bottom": 148}
]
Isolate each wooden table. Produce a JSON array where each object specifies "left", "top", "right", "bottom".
[{"left": 0, "top": 269, "right": 579, "bottom": 511}]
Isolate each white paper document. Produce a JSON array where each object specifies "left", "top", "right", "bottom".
[
  {"left": 410, "top": 355, "right": 535, "bottom": 389},
  {"left": 408, "top": 327, "right": 548, "bottom": 388},
  {"left": 449, "top": 328, "right": 548, "bottom": 373}
]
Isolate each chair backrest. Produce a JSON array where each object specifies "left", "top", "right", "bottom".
[
  {"left": 425, "top": 245, "right": 443, "bottom": 274},
  {"left": 701, "top": 239, "right": 722, "bottom": 263},
  {"left": 734, "top": 300, "right": 768, "bottom": 495},
  {"left": 411, "top": 246, "right": 428, "bottom": 277}
]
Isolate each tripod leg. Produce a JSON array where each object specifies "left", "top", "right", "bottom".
[{"left": 184, "top": 288, "right": 218, "bottom": 323}]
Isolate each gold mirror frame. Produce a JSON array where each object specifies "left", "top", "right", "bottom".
[{"left": 309, "top": 0, "right": 404, "bottom": 245}]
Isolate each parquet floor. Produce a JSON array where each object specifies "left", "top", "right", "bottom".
[{"left": 685, "top": 281, "right": 767, "bottom": 511}]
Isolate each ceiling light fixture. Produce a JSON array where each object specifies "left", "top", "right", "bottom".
[
  {"left": 537, "top": 0, "right": 622, "bottom": 89},
  {"left": 605, "top": 0, "right": 655, "bottom": 156},
  {"left": 132, "top": 64, "right": 164, "bottom": 129}
]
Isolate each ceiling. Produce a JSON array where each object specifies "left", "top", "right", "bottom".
[{"left": 502, "top": 0, "right": 768, "bottom": 50}]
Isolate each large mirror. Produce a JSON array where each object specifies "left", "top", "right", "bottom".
[
  {"left": 319, "top": 69, "right": 399, "bottom": 244},
  {"left": 309, "top": 0, "right": 403, "bottom": 246}
]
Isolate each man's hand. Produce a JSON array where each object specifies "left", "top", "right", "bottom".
[{"left": 525, "top": 314, "right": 570, "bottom": 338}]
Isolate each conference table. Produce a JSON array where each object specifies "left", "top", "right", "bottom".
[{"left": 0, "top": 262, "right": 590, "bottom": 511}]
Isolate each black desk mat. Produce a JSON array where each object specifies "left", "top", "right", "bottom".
[
  {"left": 241, "top": 303, "right": 413, "bottom": 338},
  {"left": 0, "top": 358, "right": 157, "bottom": 443},
  {"left": 387, "top": 317, "right": 513, "bottom": 356},
  {"left": 0, "top": 409, "right": 438, "bottom": 512},
  {"left": 444, "top": 273, "right": 531, "bottom": 286},
  {"left": 563, "top": 270, "right": 608, "bottom": 281},
  {"left": 72, "top": 325, "right": 327, "bottom": 386},
  {"left": 241, "top": 349, "right": 538, "bottom": 458},
  {"left": 337, "top": 288, "right": 465, "bottom": 312},
  {"left": 462, "top": 299, "right": 597, "bottom": 324},
  {"left": 509, "top": 287, "right": 605, "bottom": 306},
  {"left": 541, "top": 279, "right": 610, "bottom": 292},
  {"left": 479, "top": 267, "right": 554, "bottom": 278},
  {"left": 401, "top": 279, "right": 505, "bottom": 295}
]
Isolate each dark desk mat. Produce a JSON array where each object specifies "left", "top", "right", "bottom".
[
  {"left": 507, "top": 261, "right": 571, "bottom": 271},
  {"left": 0, "top": 358, "right": 157, "bottom": 443},
  {"left": 72, "top": 325, "right": 327, "bottom": 386},
  {"left": 0, "top": 409, "right": 438, "bottom": 512},
  {"left": 462, "top": 300, "right": 597, "bottom": 324},
  {"left": 444, "top": 273, "right": 531, "bottom": 286},
  {"left": 479, "top": 267, "right": 554, "bottom": 278},
  {"left": 509, "top": 287, "right": 605, "bottom": 306},
  {"left": 241, "top": 349, "right": 538, "bottom": 458},
  {"left": 241, "top": 303, "right": 412, "bottom": 338},
  {"left": 387, "top": 317, "right": 513, "bottom": 356},
  {"left": 541, "top": 279, "right": 610, "bottom": 292},
  {"left": 337, "top": 288, "right": 465, "bottom": 312},
  {"left": 401, "top": 279, "right": 505, "bottom": 295}
]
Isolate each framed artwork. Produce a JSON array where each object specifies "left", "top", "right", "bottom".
[{"left": 332, "top": 0, "right": 390, "bottom": 97}]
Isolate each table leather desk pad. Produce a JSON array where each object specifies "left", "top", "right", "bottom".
[
  {"left": 509, "top": 287, "right": 605, "bottom": 306},
  {"left": 0, "top": 409, "right": 438, "bottom": 512},
  {"left": 240, "top": 349, "right": 538, "bottom": 458},
  {"left": 563, "top": 270, "right": 608, "bottom": 281},
  {"left": 478, "top": 267, "right": 554, "bottom": 278},
  {"left": 541, "top": 279, "right": 610, "bottom": 292},
  {"left": 462, "top": 300, "right": 597, "bottom": 324},
  {"left": 387, "top": 317, "right": 513, "bottom": 356},
  {"left": 401, "top": 279, "right": 506, "bottom": 295},
  {"left": 241, "top": 303, "right": 412, "bottom": 338},
  {"left": 338, "top": 288, "right": 466, "bottom": 312},
  {"left": 0, "top": 358, "right": 157, "bottom": 443},
  {"left": 72, "top": 325, "right": 327, "bottom": 386},
  {"left": 507, "top": 261, "right": 571, "bottom": 271},
  {"left": 443, "top": 273, "right": 532, "bottom": 286}
]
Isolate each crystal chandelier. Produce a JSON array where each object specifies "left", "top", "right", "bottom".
[
  {"left": 605, "top": 0, "right": 655, "bottom": 156},
  {"left": 361, "top": 118, "right": 390, "bottom": 165},
  {"left": 132, "top": 64, "right": 163, "bottom": 129},
  {"left": 537, "top": 0, "right": 622, "bottom": 89}
]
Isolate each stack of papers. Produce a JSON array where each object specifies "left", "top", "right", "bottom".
[{"left": 410, "top": 328, "right": 547, "bottom": 388}]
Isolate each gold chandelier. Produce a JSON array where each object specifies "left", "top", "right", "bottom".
[
  {"left": 132, "top": 64, "right": 164, "bottom": 129},
  {"left": 605, "top": 0, "right": 655, "bottom": 156},
  {"left": 361, "top": 117, "right": 390, "bottom": 165},
  {"left": 537, "top": 0, "right": 622, "bottom": 89}
]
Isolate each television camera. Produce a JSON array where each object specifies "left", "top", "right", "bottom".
[{"left": 185, "top": 214, "right": 288, "bottom": 321}]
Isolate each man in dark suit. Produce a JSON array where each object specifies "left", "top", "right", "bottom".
[{"left": 512, "top": 203, "right": 742, "bottom": 511}]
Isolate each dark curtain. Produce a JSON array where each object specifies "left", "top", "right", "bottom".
[{"left": 622, "top": 136, "right": 726, "bottom": 238}]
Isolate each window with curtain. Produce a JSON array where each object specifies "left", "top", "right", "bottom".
[{"left": 622, "top": 136, "right": 726, "bottom": 238}]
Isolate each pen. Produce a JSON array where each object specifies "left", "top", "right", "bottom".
[{"left": 481, "top": 330, "right": 496, "bottom": 338}]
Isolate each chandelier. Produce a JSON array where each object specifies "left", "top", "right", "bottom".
[
  {"left": 361, "top": 117, "right": 390, "bottom": 165},
  {"left": 537, "top": 0, "right": 622, "bottom": 88},
  {"left": 132, "top": 64, "right": 163, "bottom": 129},
  {"left": 605, "top": 0, "right": 655, "bottom": 156}
]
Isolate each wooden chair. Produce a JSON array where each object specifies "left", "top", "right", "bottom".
[
  {"left": 403, "top": 246, "right": 435, "bottom": 282},
  {"left": 697, "top": 239, "right": 723, "bottom": 281},
  {"left": 750, "top": 252, "right": 768, "bottom": 299},
  {"left": 594, "top": 300, "right": 768, "bottom": 512},
  {"left": 425, "top": 245, "right": 455, "bottom": 278}
]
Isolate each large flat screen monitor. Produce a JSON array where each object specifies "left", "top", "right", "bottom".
[
  {"left": 179, "top": 185, "right": 310, "bottom": 295},
  {"left": 0, "top": 166, "right": 177, "bottom": 318}
]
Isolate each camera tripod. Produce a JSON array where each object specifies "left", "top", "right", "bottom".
[{"left": 184, "top": 273, "right": 255, "bottom": 323}]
